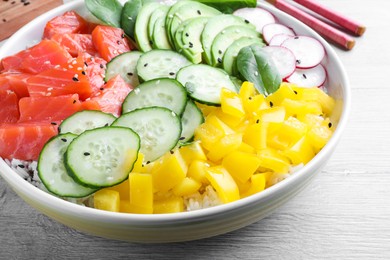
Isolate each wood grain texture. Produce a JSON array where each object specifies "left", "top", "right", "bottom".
[{"left": 1, "top": 0, "right": 390, "bottom": 259}]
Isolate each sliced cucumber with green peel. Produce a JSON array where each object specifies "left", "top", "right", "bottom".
[
  {"left": 222, "top": 36, "right": 264, "bottom": 76},
  {"left": 211, "top": 25, "right": 260, "bottom": 67},
  {"left": 105, "top": 51, "right": 142, "bottom": 87},
  {"left": 167, "top": 1, "right": 221, "bottom": 47},
  {"left": 112, "top": 107, "right": 182, "bottom": 162},
  {"left": 201, "top": 14, "right": 254, "bottom": 65},
  {"left": 136, "top": 49, "right": 191, "bottom": 82},
  {"left": 65, "top": 127, "right": 140, "bottom": 188},
  {"left": 176, "top": 64, "right": 237, "bottom": 105},
  {"left": 59, "top": 110, "right": 116, "bottom": 135},
  {"left": 122, "top": 78, "right": 187, "bottom": 116},
  {"left": 38, "top": 133, "right": 98, "bottom": 198},
  {"left": 165, "top": 0, "right": 192, "bottom": 46},
  {"left": 134, "top": 2, "right": 162, "bottom": 52},
  {"left": 180, "top": 99, "right": 204, "bottom": 143}
]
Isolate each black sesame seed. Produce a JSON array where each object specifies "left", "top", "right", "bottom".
[
  {"left": 144, "top": 63, "right": 148, "bottom": 67},
  {"left": 218, "top": 50, "right": 222, "bottom": 54},
  {"left": 302, "top": 73, "right": 307, "bottom": 79},
  {"left": 185, "top": 33, "right": 189, "bottom": 37},
  {"left": 149, "top": 40, "right": 153, "bottom": 45},
  {"left": 294, "top": 36, "right": 299, "bottom": 39},
  {"left": 188, "top": 42, "right": 193, "bottom": 48},
  {"left": 84, "top": 61, "right": 88, "bottom": 67},
  {"left": 179, "top": 136, "right": 185, "bottom": 140},
  {"left": 248, "top": 96, "right": 252, "bottom": 100},
  {"left": 328, "top": 122, "right": 332, "bottom": 128},
  {"left": 146, "top": 161, "right": 151, "bottom": 164},
  {"left": 2, "top": 19, "right": 6, "bottom": 22},
  {"left": 269, "top": 101, "right": 274, "bottom": 107},
  {"left": 81, "top": 71, "right": 86, "bottom": 75},
  {"left": 127, "top": 72, "right": 133, "bottom": 76},
  {"left": 73, "top": 100, "right": 77, "bottom": 104},
  {"left": 99, "top": 64, "right": 104, "bottom": 69},
  {"left": 197, "top": 10, "right": 201, "bottom": 15},
  {"left": 169, "top": 72, "right": 175, "bottom": 76},
  {"left": 121, "top": 33, "right": 125, "bottom": 39},
  {"left": 244, "top": 19, "right": 250, "bottom": 24},
  {"left": 51, "top": 122, "right": 57, "bottom": 125},
  {"left": 294, "top": 90, "right": 298, "bottom": 94},
  {"left": 84, "top": 152, "right": 90, "bottom": 156},
  {"left": 256, "top": 119, "right": 260, "bottom": 124},
  {"left": 100, "top": 87, "right": 104, "bottom": 91},
  {"left": 23, "top": 1, "right": 30, "bottom": 5},
  {"left": 72, "top": 77, "right": 79, "bottom": 82},
  {"left": 217, "top": 57, "right": 222, "bottom": 63},
  {"left": 61, "top": 138, "right": 67, "bottom": 142},
  {"left": 18, "top": 164, "right": 25, "bottom": 168},
  {"left": 104, "top": 123, "right": 109, "bottom": 127},
  {"left": 117, "top": 40, "right": 121, "bottom": 45},
  {"left": 296, "top": 59, "right": 301, "bottom": 64},
  {"left": 170, "top": 150, "right": 174, "bottom": 154}
]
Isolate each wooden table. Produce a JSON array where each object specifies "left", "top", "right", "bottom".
[{"left": 1, "top": 0, "right": 389, "bottom": 259}]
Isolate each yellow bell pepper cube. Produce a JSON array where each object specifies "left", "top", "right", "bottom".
[
  {"left": 195, "top": 102, "right": 218, "bottom": 117},
  {"left": 151, "top": 151, "right": 187, "bottom": 192},
  {"left": 172, "top": 177, "right": 202, "bottom": 197},
  {"left": 119, "top": 200, "right": 131, "bottom": 213},
  {"left": 94, "top": 189, "right": 120, "bottom": 212},
  {"left": 222, "top": 150, "right": 262, "bottom": 183},
  {"left": 206, "top": 166, "right": 240, "bottom": 203},
  {"left": 241, "top": 173, "right": 266, "bottom": 198},
  {"left": 187, "top": 160, "right": 210, "bottom": 184},
  {"left": 220, "top": 88, "right": 245, "bottom": 119},
  {"left": 153, "top": 197, "right": 184, "bottom": 214},
  {"left": 307, "top": 124, "right": 333, "bottom": 153},
  {"left": 129, "top": 172, "right": 153, "bottom": 214},
  {"left": 283, "top": 136, "right": 315, "bottom": 165},
  {"left": 212, "top": 109, "right": 245, "bottom": 129},
  {"left": 294, "top": 86, "right": 335, "bottom": 115},
  {"left": 206, "top": 113, "right": 235, "bottom": 135},
  {"left": 194, "top": 122, "right": 225, "bottom": 151},
  {"left": 239, "top": 81, "right": 257, "bottom": 101},
  {"left": 243, "top": 94, "right": 269, "bottom": 118},
  {"left": 281, "top": 98, "right": 322, "bottom": 119},
  {"left": 132, "top": 152, "right": 146, "bottom": 173},
  {"left": 207, "top": 133, "right": 243, "bottom": 162},
  {"left": 254, "top": 106, "right": 286, "bottom": 123},
  {"left": 237, "top": 142, "right": 256, "bottom": 154},
  {"left": 243, "top": 122, "right": 267, "bottom": 150},
  {"left": 266, "top": 82, "right": 298, "bottom": 106},
  {"left": 179, "top": 141, "right": 207, "bottom": 166},
  {"left": 257, "top": 148, "right": 291, "bottom": 173}
]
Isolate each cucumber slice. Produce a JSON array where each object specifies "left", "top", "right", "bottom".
[
  {"left": 175, "top": 17, "right": 209, "bottom": 64},
  {"left": 148, "top": 5, "right": 169, "bottom": 41},
  {"left": 222, "top": 36, "right": 264, "bottom": 76},
  {"left": 38, "top": 133, "right": 97, "bottom": 198},
  {"left": 211, "top": 25, "right": 260, "bottom": 67},
  {"left": 105, "top": 51, "right": 142, "bottom": 87},
  {"left": 134, "top": 2, "right": 162, "bottom": 52},
  {"left": 167, "top": 1, "right": 221, "bottom": 47},
  {"left": 165, "top": 0, "right": 192, "bottom": 46},
  {"left": 136, "top": 49, "right": 191, "bottom": 82},
  {"left": 59, "top": 110, "right": 116, "bottom": 135},
  {"left": 122, "top": 78, "right": 188, "bottom": 116},
  {"left": 121, "top": 0, "right": 142, "bottom": 39},
  {"left": 152, "top": 16, "right": 172, "bottom": 50},
  {"left": 201, "top": 14, "right": 254, "bottom": 65},
  {"left": 176, "top": 64, "right": 237, "bottom": 105},
  {"left": 180, "top": 99, "right": 204, "bottom": 143},
  {"left": 65, "top": 127, "right": 140, "bottom": 188},
  {"left": 112, "top": 107, "right": 182, "bottom": 162}
]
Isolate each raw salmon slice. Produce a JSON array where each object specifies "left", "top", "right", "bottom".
[
  {"left": 43, "top": 11, "right": 90, "bottom": 39},
  {"left": 51, "top": 33, "right": 98, "bottom": 57},
  {"left": 91, "top": 75, "right": 133, "bottom": 117},
  {"left": 18, "top": 94, "right": 83, "bottom": 123},
  {"left": 0, "top": 90, "right": 20, "bottom": 124},
  {"left": 0, "top": 73, "right": 30, "bottom": 98},
  {"left": 92, "top": 25, "right": 133, "bottom": 62},
  {"left": 0, "top": 122, "right": 58, "bottom": 160}
]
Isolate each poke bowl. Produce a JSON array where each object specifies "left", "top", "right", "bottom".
[{"left": 0, "top": 0, "right": 350, "bottom": 243}]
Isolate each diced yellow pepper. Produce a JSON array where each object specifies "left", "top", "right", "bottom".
[
  {"left": 269, "top": 116, "right": 307, "bottom": 149},
  {"left": 205, "top": 166, "right": 240, "bottom": 203},
  {"left": 132, "top": 152, "right": 146, "bottom": 173},
  {"left": 241, "top": 173, "right": 266, "bottom": 198},
  {"left": 254, "top": 106, "right": 286, "bottom": 123},
  {"left": 212, "top": 109, "right": 245, "bottom": 129},
  {"left": 257, "top": 148, "right": 291, "bottom": 173},
  {"left": 107, "top": 179, "right": 129, "bottom": 200},
  {"left": 294, "top": 86, "right": 335, "bottom": 115},
  {"left": 283, "top": 136, "right": 315, "bottom": 165},
  {"left": 206, "top": 113, "right": 235, "bottom": 135},
  {"left": 94, "top": 189, "right": 120, "bottom": 212},
  {"left": 266, "top": 82, "right": 298, "bottom": 106},
  {"left": 307, "top": 124, "right": 333, "bottom": 152},
  {"left": 242, "top": 94, "right": 269, "bottom": 118},
  {"left": 267, "top": 134, "right": 290, "bottom": 151},
  {"left": 207, "top": 133, "right": 243, "bottom": 162},
  {"left": 239, "top": 81, "right": 257, "bottom": 101},
  {"left": 243, "top": 122, "right": 267, "bottom": 150},
  {"left": 195, "top": 102, "right": 218, "bottom": 116},
  {"left": 172, "top": 177, "right": 202, "bottom": 196},
  {"left": 151, "top": 151, "right": 187, "bottom": 192},
  {"left": 179, "top": 141, "right": 207, "bottom": 166},
  {"left": 129, "top": 172, "right": 153, "bottom": 214},
  {"left": 187, "top": 160, "right": 210, "bottom": 184},
  {"left": 153, "top": 197, "right": 184, "bottom": 214},
  {"left": 237, "top": 142, "right": 256, "bottom": 154},
  {"left": 222, "top": 150, "right": 262, "bottom": 183},
  {"left": 220, "top": 88, "right": 245, "bottom": 119},
  {"left": 281, "top": 98, "right": 322, "bottom": 119},
  {"left": 194, "top": 122, "right": 224, "bottom": 151}
]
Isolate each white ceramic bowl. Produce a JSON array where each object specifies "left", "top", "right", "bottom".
[{"left": 0, "top": 0, "right": 350, "bottom": 243}]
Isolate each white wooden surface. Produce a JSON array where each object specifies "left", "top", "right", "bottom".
[{"left": 1, "top": 0, "right": 390, "bottom": 259}]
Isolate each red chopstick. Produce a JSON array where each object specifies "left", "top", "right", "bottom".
[
  {"left": 294, "top": 0, "right": 366, "bottom": 36},
  {"left": 265, "top": 0, "right": 357, "bottom": 50}
]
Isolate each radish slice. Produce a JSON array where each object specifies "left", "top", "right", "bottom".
[
  {"left": 268, "top": 33, "right": 295, "bottom": 46},
  {"left": 263, "top": 46, "right": 296, "bottom": 79},
  {"left": 262, "top": 23, "right": 295, "bottom": 44},
  {"left": 281, "top": 35, "right": 325, "bottom": 69},
  {"left": 286, "top": 64, "right": 327, "bottom": 88},
  {"left": 233, "top": 7, "right": 276, "bottom": 33}
]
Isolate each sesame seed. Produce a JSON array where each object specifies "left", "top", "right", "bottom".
[
  {"left": 127, "top": 72, "right": 133, "bottom": 76},
  {"left": 302, "top": 73, "right": 307, "bottom": 79},
  {"left": 73, "top": 100, "right": 77, "bottom": 104},
  {"left": 217, "top": 57, "right": 222, "bottom": 63},
  {"left": 244, "top": 19, "right": 250, "bottom": 24},
  {"left": 100, "top": 64, "right": 104, "bottom": 69},
  {"left": 179, "top": 136, "right": 185, "bottom": 140},
  {"left": 2, "top": 19, "right": 7, "bottom": 22},
  {"left": 328, "top": 122, "right": 332, "bottom": 128},
  {"left": 170, "top": 150, "right": 174, "bottom": 154},
  {"left": 256, "top": 119, "right": 260, "bottom": 124},
  {"left": 197, "top": 10, "right": 201, "bottom": 15},
  {"left": 185, "top": 33, "right": 189, "bottom": 37},
  {"left": 144, "top": 63, "right": 148, "bottom": 67},
  {"left": 61, "top": 138, "right": 67, "bottom": 142},
  {"left": 270, "top": 101, "right": 274, "bottom": 107},
  {"left": 169, "top": 72, "right": 175, "bottom": 76},
  {"left": 51, "top": 122, "right": 57, "bottom": 125},
  {"left": 18, "top": 164, "right": 25, "bottom": 168},
  {"left": 84, "top": 152, "right": 90, "bottom": 156},
  {"left": 81, "top": 71, "right": 86, "bottom": 75}
]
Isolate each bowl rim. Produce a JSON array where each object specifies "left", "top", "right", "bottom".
[{"left": 0, "top": 0, "right": 351, "bottom": 224}]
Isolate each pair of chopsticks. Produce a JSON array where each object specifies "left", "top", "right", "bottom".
[{"left": 265, "top": 0, "right": 366, "bottom": 50}]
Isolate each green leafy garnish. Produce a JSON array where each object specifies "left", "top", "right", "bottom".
[
  {"left": 121, "top": 0, "right": 143, "bottom": 39},
  {"left": 85, "top": 0, "right": 123, "bottom": 28},
  {"left": 192, "top": 0, "right": 257, "bottom": 14},
  {"left": 236, "top": 44, "right": 282, "bottom": 95}
]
